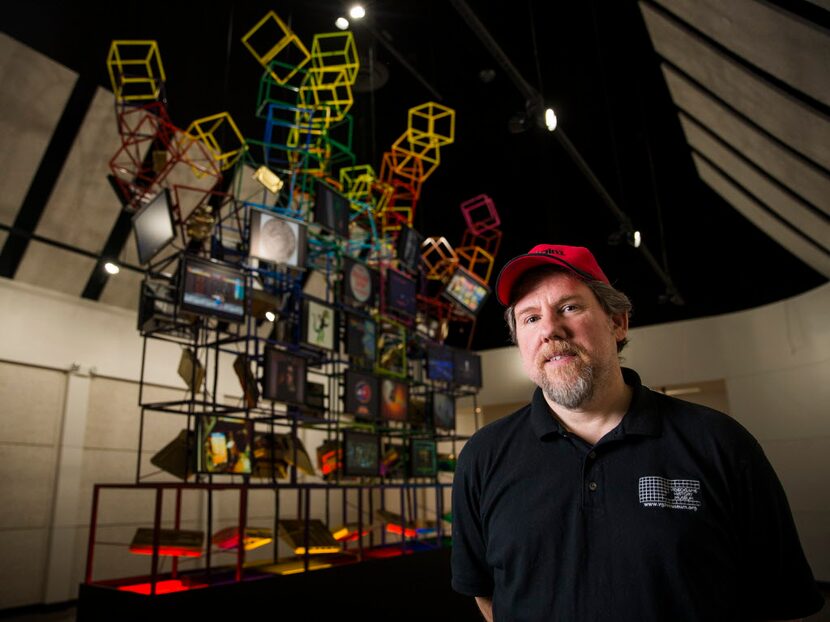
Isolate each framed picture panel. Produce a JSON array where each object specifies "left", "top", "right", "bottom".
[{"left": 302, "top": 298, "right": 336, "bottom": 351}]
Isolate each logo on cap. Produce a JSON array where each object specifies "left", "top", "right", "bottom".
[{"left": 542, "top": 249, "right": 564, "bottom": 256}]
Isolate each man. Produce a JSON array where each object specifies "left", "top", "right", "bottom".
[{"left": 451, "top": 244, "right": 824, "bottom": 622}]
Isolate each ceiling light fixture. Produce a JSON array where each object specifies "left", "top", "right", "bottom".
[
  {"left": 104, "top": 261, "right": 120, "bottom": 275},
  {"left": 349, "top": 5, "right": 366, "bottom": 19},
  {"left": 265, "top": 311, "right": 276, "bottom": 322},
  {"left": 544, "top": 107, "right": 557, "bottom": 132},
  {"left": 335, "top": 17, "right": 350, "bottom": 30}
]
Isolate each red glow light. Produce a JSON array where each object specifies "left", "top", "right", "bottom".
[{"left": 117, "top": 579, "right": 207, "bottom": 595}]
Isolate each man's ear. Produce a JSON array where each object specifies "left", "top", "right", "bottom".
[{"left": 610, "top": 312, "right": 628, "bottom": 341}]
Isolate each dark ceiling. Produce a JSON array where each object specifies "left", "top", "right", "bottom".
[{"left": 4, "top": 0, "right": 828, "bottom": 350}]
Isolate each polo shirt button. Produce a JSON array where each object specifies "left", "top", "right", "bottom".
[
  {"left": 588, "top": 451, "right": 597, "bottom": 459},
  {"left": 588, "top": 481, "right": 598, "bottom": 492}
]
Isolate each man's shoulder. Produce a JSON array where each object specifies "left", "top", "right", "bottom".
[{"left": 458, "top": 403, "right": 533, "bottom": 460}]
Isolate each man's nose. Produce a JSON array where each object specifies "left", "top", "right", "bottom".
[{"left": 540, "top": 314, "right": 568, "bottom": 342}]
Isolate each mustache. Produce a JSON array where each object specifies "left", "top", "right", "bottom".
[{"left": 538, "top": 341, "right": 584, "bottom": 362}]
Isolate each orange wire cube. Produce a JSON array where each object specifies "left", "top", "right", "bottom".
[
  {"left": 241, "top": 11, "right": 311, "bottom": 85},
  {"left": 461, "top": 228, "right": 503, "bottom": 258},
  {"left": 455, "top": 245, "right": 496, "bottom": 284},
  {"left": 107, "top": 40, "right": 166, "bottom": 102},
  {"left": 460, "top": 194, "right": 500, "bottom": 235}
]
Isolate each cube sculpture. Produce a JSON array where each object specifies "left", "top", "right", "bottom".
[
  {"left": 107, "top": 40, "right": 166, "bottom": 102},
  {"left": 182, "top": 113, "right": 248, "bottom": 173},
  {"left": 460, "top": 194, "right": 500, "bottom": 235},
  {"left": 242, "top": 11, "right": 311, "bottom": 85},
  {"left": 455, "top": 245, "right": 496, "bottom": 285},
  {"left": 421, "top": 237, "right": 458, "bottom": 281}
]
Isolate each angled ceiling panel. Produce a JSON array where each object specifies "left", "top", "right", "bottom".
[
  {"left": 33, "top": 88, "right": 126, "bottom": 254},
  {"left": 680, "top": 113, "right": 829, "bottom": 251},
  {"left": 652, "top": 0, "right": 830, "bottom": 106},
  {"left": 0, "top": 34, "right": 76, "bottom": 226},
  {"left": 15, "top": 241, "right": 97, "bottom": 296},
  {"left": 693, "top": 154, "right": 830, "bottom": 277},
  {"left": 662, "top": 65, "right": 830, "bottom": 215},
  {"left": 639, "top": 1, "right": 830, "bottom": 169}
]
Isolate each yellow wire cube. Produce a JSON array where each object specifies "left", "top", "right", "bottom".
[
  {"left": 407, "top": 102, "right": 455, "bottom": 147},
  {"left": 183, "top": 112, "right": 248, "bottom": 172},
  {"left": 339, "top": 165, "right": 375, "bottom": 202},
  {"left": 242, "top": 11, "right": 311, "bottom": 85},
  {"left": 311, "top": 32, "right": 359, "bottom": 85},
  {"left": 298, "top": 70, "right": 354, "bottom": 122},
  {"left": 107, "top": 40, "right": 166, "bottom": 102}
]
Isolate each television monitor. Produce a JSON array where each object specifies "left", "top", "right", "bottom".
[
  {"left": 385, "top": 267, "right": 417, "bottom": 319},
  {"left": 196, "top": 416, "right": 253, "bottom": 474},
  {"left": 453, "top": 349, "right": 483, "bottom": 388},
  {"left": 262, "top": 348, "right": 307, "bottom": 405},
  {"left": 409, "top": 439, "right": 438, "bottom": 477},
  {"left": 380, "top": 378, "right": 409, "bottom": 423},
  {"left": 132, "top": 188, "right": 176, "bottom": 265},
  {"left": 301, "top": 298, "right": 336, "bottom": 351},
  {"left": 248, "top": 207, "right": 307, "bottom": 269},
  {"left": 396, "top": 225, "right": 424, "bottom": 273},
  {"left": 432, "top": 392, "right": 456, "bottom": 431},
  {"left": 342, "top": 430, "right": 380, "bottom": 477},
  {"left": 341, "top": 256, "right": 377, "bottom": 308},
  {"left": 344, "top": 369, "right": 379, "bottom": 421},
  {"left": 179, "top": 255, "right": 246, "bottom": 323},
  {"left": 313, "top": 181, "right": 350, "bottom": 237},
  {"left": 426, "top": 344, "right": 454, "bottom": 382},
  {"left": 345, "top": 314, "right": 376, "bottom": 365},
  {"left": 442, "top": 266, "right": 490, "bottom": 316}
]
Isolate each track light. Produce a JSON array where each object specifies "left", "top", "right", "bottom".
[
  {"left": 335, "top": 17, "right": 349, "bottom": 30},
  {"left": 104, "top": 261, "right": 120, "bottom": 275},
  {"left": 544, "top": 108, "right": 557, "bottom": 132},
  {"left": 349, "top": 5, "right": 365, "bottom": 19}
]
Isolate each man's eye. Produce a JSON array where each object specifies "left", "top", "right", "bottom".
[
  {"left": 561, "top": 304, "right": 579, "bottom": 313},
  {"left": 524, "top": 315, "right": 540, "bottom": 324}
]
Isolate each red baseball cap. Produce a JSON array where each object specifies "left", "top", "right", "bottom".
[{"left": 495, "top": 244, "right": 610, "bottom": 305}]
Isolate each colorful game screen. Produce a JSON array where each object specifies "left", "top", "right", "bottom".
[
  {"left": 442, "top": 265, "right": 490, "bottom": 316},
  {"left": 302, "top": 298, "right": 336, "bottom": 351},
  {"left": 180, "top": 255, "right": 246, "bottom": 323},
  {"left": 380, "top": 378, "right": 409, "bottom": 422},
  {"left": 432, "top": 392, "right": 456, "bottom": 431},
  {"left": 409, "top": 438, "right": 438, "bottom": 477},
  {"left": 197, "top": 416, "right": 253, "bottom": 474},
  {"left": 343, "top": 430, "right": 381, "bottom": 477},
  {"left": 426, "top": 344, "right": 454, "bottom": 382},
  {"left": 263, "top": 348, "right": 307, "bottom": 405},
  {"left": 341, "top": 255, "right": 377, "bottom": 308},
  {"left": 345, "top": 314, "right": 376, "bottom": 366},
  {"left": 385, "top": 267, "right": 417, "bottom": 319},
  {"left": 344, "top": 369, "right": 379, "bottom": 421}
]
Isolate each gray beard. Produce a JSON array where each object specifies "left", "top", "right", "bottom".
[{"left": 540, "top": 363, "right": 595, "bottom": 409}]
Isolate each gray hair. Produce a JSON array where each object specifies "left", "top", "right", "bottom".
[{"left": 503, "top": 265, "right": 633, "bottom": 352}]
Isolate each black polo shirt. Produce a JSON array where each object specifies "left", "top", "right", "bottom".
[{"left": 451, "top": 368, "right": 823, "bottom": 622}]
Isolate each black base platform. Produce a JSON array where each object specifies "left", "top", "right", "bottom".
[{"left": 78, "top": 546, "right": 481, "bottom": 621}]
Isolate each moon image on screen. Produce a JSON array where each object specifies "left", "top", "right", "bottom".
[{"left": 260, "top": 216, "right": 297, "bottom": 264}]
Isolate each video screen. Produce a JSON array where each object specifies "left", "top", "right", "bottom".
[
  {"left": 344, "top": 369, "right": 379, "bottom": 421},
  {"left": 343, "top": 430, "right": 380, "bottom": 477},
  {"left": 443, "top": 266, "right": 490, "bottom": 316},
  {"left": 432, "top": 392, "right": 456, "bottom": 431},
  {"left": 302, "top": 298, "right": 336, "bottom": 351},
  {"left": 380, "top": 378, "right": 409, "bottom": 423},
  {"left": 345, "top": 314, "right": 376, "bottom": 365},
  {"left": 132, "top": 188, "right": 176, "bottom": 265},
  {"left": 262, "top": 348, "right": 307, "bottom": 404},
  {"left": 248, "top": 208, "right": 306, "bottom": 269},
  {"left": 426, "top": 344, "right": 454, "bottom": 382},
  {"left": 197, "top": 416, "right": 253, "bottom": 474},
  {"left": 385, "top": 268, "right": 417, "bottom": 318},
  {"left": 313, "top": 180, "right": 350, "bottom": 237},
  {"left": 409, "top": 439, "right": 437, "bottom": 477},
  {"left": 341, "top": 256, "right": 377, "bottom": 308},
  {"left": 396, "top": 225, "right": 424, "bottom": 273},
  {"left": 179, "top": 255, "right": 246, "bottom": 323},
  {"left": 453, "top": 349, "right": 482, "bottom": 388}
]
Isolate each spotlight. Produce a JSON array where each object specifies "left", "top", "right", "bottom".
[
  {"left": 104, "top": 261, "right": 120, "bottom": 275},
  {"left": 265, "top": 311, "right": 276, "bottom": 322},
  {"left": 349, "top": 5, "right": 365, "bottom": 19},
  {"left": 335, "top": 17, "right": 349, "bottom": 30},
  {"left": 630, "top": 230, "right": 641, "bottom": 248},
  {"left": 544, "top": 107, "right": 557, "bottom": 132}
]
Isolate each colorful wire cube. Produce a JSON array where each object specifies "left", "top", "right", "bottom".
[
  {"left": 460, "top": 194, "right": 500, "bottom": 235},
  {"left": 407, "top": 102, "right": 455, "bottom": 147},
  {"left": 242, "top": 11, "right": 311, "bottom": 85},
  {"left": 107, "top": 40, "right": 166, "bottom": 102},
  {"left": 421, "top": 236, "right": 458, "bottom": 281},
  {"left": 182, "top": 112, "right": 248, "bottom": 172},
  {"left": 455, "top": 245, "right": 496, "bottom": 284},
  {"left": 310, "top": 32, "right": 359, "bottom": 84},
  {"left": 461, "top": 227, "right": 503, "bottom": 258}
]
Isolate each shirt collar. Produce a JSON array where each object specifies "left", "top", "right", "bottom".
[{"left": 530, "top": 367, "right": 662, "bottom": 440}]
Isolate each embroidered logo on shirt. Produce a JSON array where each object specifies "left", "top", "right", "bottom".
[{"left": 638, "top": 476, "right": 701, "bottom": 511}]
